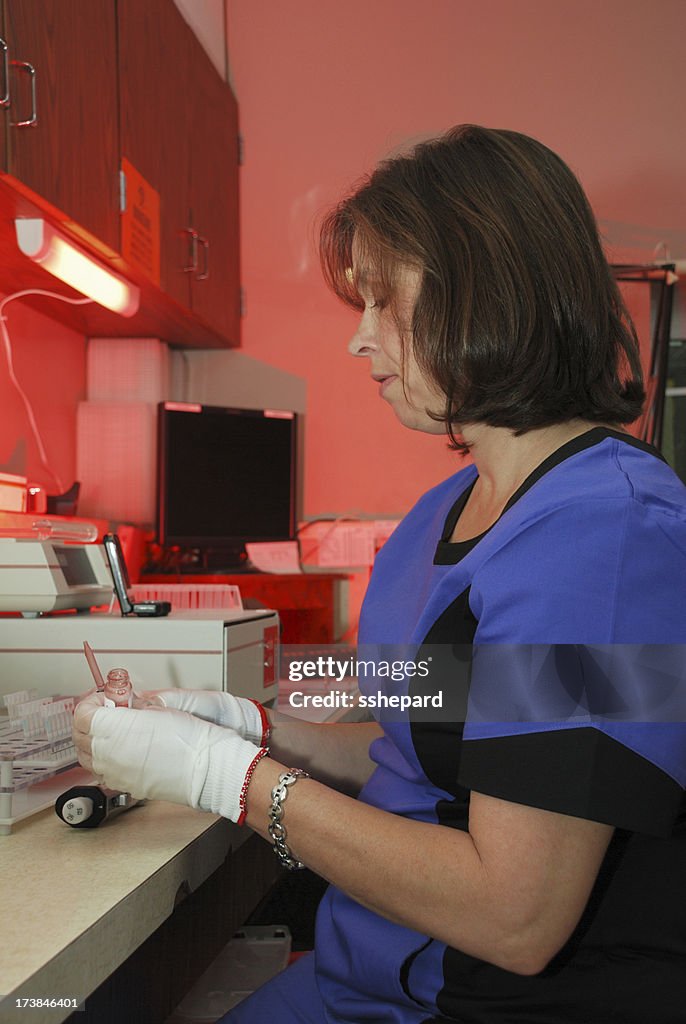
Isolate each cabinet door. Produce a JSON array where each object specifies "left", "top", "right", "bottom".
[
  {"left": 189, "top": 49, "right": 241, "bottom": 345},
  {"left": 3, "top": 0, "right": 119, "bottom": 251},
  {"left": 118, "top": 0, "right": 192, "bottom": 307},
  {"left": 0, "top": 4, "right": 8, "bottom": 171}
]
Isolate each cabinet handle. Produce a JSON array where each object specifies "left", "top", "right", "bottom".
[
  {"left": 196, "top": 236, "right": 209, "bottom": 281},
  {"left": 182, "top": 227, "right": 199, "bottom": 273},
  {"left": 10, "top": 60, "right": 37, "bottom": 127},
  {"left": 0, "top": 39, "right": 9, "bottom": 108}
]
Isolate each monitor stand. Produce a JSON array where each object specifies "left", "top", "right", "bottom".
[
  {"left": 198, "top": 545, "right": 256, "bottom": 574},
  {"left": 143, "top": 545, "right": 259, "bottom": 575}
]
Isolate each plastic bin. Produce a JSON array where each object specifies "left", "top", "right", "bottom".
[{"left": 166, "top": 925, "right": 292, "bottom": 1023}]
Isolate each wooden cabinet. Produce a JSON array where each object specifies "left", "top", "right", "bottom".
[
  {"left": 118, "top": 0, "right": 191, "bottom": 308},
  {"left": 0, "top": 0, "right": 240, "bottom": 348},
  {"left": 1, "top": 0, "right": 120, "bottom": 251},
  {"left": 118, "top": 0, "right": 241, "bottom": 343},
  {"left": 188, "top": 41, "right": 241, "bottom": 344},
  {"left": 0, "top": 4, "right": 8, "bottom": 171}
]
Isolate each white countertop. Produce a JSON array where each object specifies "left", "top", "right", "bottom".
[{"left": 0, "top": 780, "right": 239, "bottom": 1024}]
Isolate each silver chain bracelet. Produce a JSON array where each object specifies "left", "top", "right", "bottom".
[{"left": 268, "top": 768, "right": 310, "bottom": 870}]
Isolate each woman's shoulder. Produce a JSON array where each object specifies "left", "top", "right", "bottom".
[
  {"left": 511, "top": 431, "right": 686, "bottom": 530},
  {"left": 470, "top": 437, "right": 686, "bottom": 642},
  {"left": 606, "top": 433, "right": 686, "bottom": 518}
]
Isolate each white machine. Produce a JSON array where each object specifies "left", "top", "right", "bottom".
[
  {"left": 0, "top": 537, "right": 113, "bottom": 615},
  {"left": 0, "top": 608, "right": 280, "bottom": 704}
]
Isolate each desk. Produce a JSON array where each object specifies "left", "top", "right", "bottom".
[
  {"left": 142, "top": 572, "right": 350, "bottom": 643},
  {"left": 0, "top": 683, "right": 362, "bottom": 1023},
  {"left": 0, "top": 793, "right": 280, "bottom": 1024}
]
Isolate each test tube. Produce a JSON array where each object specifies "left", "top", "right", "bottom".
[{"left": 0, "top": 519, "right": 98, "bottom": 542}]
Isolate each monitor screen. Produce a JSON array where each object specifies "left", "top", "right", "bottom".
[{"left": 157, "top": 402, "right": 298, "bottom": 552}]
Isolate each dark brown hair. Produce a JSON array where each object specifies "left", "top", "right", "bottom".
[{"left": 320, "top": 125, "right": 644, "bottom": 448}]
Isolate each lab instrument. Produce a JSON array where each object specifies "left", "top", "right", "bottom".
[
  {"left": 0, "top": 608, "right": 280, "bottom": 703},
  {"left": 55, "top": 784, "right": 143, "bottom": 828},
  {"left": 0, "top": 536, "right": 112, "bottom": 614}
]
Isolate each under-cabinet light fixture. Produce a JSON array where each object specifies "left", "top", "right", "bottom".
[{"left": 15, "top": 218, "right": 140, "bottom": 317}]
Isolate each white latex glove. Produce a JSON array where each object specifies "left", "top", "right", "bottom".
[
  {"left": 142, "top": 689, "right": 269, "bottom": 745},
  {"left": 73, "top": 692, "right": 268, "bottom": 824}
]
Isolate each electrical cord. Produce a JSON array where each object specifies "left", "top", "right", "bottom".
[
  {"left": 296, "top": 514, "right": 368, "bottom": 564},
  {"left": 0, "top": 288, "right": 93, "bottom": 494}
]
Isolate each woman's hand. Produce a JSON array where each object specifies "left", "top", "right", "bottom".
[
  {"left": 73, "top": 692, "right": 267, "bottom": 823},
  {"left": 138, "top": 688, "right": 269, "bottom": 744}
]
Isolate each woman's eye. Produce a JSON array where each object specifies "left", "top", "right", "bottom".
[{"left": 369, "top": 298, "right": 387, "bottom": 311}]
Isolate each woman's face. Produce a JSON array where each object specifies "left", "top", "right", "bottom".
[{"left": 347, "top": 265, "right": 446, "bottom": 435}]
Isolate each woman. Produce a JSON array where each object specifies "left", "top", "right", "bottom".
[{"left": 75, "top": 125, "right": 686, "bottom": 1023}]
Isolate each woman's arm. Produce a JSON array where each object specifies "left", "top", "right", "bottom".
[
  {"left": 265, "top": 710, "right": 382, "bottom": 795},
  {"left": 142, "top": 688, "right": 382, "bottom": 796},
  {"left": 245, "top": 756, "right": 613, "bottom": 976},
  {"left": 73, "top": 694, "right": 612, "bottom": 974}
]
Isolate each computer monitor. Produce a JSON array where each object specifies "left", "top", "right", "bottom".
[{"left": 156, "top": 402, "right": 300, "bottom": 570}]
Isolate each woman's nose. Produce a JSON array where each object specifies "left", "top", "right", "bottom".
[{"left": 348, "top": 314, "right": 378, "bottom": 357}]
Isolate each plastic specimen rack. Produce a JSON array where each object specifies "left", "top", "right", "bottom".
[{"left": 0, "top": 691, "right": 78, "bottom": 835}]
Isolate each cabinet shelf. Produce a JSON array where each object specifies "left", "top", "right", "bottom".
[{"left": 0, "top": 174, "right": 236, "bottom": 348}]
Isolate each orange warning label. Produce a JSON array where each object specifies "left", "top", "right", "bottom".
[{"left": 121, "top": 157, "right": 160, "bottom": 286}]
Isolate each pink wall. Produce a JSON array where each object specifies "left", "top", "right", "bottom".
[
  {"left": 226, "top": 0, "right": 686, "bottom": 517},
  {"left": 0, "top": 295, "right": 85, "bottom": 497}
]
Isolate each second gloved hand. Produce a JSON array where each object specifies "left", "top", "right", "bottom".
[
  {"left": 73, "top": 695, "right": 268, "bottom": 823},
  {"left": 141, "top": 689, "right": 269, "bottom": 745}
]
